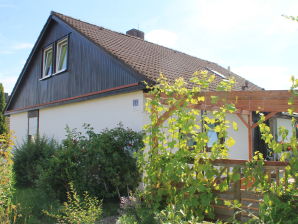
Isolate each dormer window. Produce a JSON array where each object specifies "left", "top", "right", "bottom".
[
  {"left": 56, "top": 37, "right": 68, "bottom": 73},
  {"left": 42, "top": 45, "right": 53, "bottom": 78}
]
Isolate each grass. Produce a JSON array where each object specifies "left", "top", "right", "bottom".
[
  {"left": 14, "top": 187, "right": 60, "bottom": 224},
  {"left": 13, "top": 187, "right": 120, "bottom": 223}
]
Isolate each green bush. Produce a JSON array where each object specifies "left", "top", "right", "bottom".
[
  {"left": 38, "top": 124, "right": 143, "bottom": 201},
  {"left": 44, "top": 182, "right": 102, "bottom": 224},
  {"left": 13, "top": 136, "right": 59, "bottom": 187}
]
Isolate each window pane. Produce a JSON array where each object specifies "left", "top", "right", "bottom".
[
  {"left": 43, "top": 48, "right": 53, "bottom": 77},
  {"left": 207, "top": 130, "right": 218, "bottom": 147},
  {"left": 56, "top": 38, "right": 68, "bottom": 72},
  {"left": 207, "top": 123, "right": 218, "bottom": 147},
  {"left": 58, "top": 43, "right": 67, "bottom": 71},
  {"left": 28, "top": 117, "right": 38, "bottom": 136}
]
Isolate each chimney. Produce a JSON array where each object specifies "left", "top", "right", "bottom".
[
  {"left": 126, "top": 29, "right": 144, "bottom": 40},
  {"left": 241, "top": 80, "right": 249, "bottom": 90}
]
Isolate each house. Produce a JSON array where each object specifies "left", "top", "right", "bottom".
[{"left": 4, "top": 12, "right": 295, "bottom": 160}]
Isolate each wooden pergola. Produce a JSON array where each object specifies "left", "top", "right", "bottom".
[{"left": 146, "top": 90, "right": 298, "bottom": 160}]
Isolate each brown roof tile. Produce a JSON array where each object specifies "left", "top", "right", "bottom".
[{"left": 52, "top": 12, "right": 262, "bottom": 91}]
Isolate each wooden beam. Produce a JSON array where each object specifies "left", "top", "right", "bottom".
[
  {"left": 251, "top": 112, "right": 278, "bottom": 129},
  {"left": 248, "top": 112, "right": 253, "bottom": 160},
  {"left": 236, "top": 113, "right": 249, "bottom": 129},
  {"left": 155, "top": 100, "right": 185, "bottom": 127},
  {"left": 144, "top": 90, "right": 298, "bottom": 113}
]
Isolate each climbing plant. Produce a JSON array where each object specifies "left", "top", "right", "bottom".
[
  {"left": 241, "top": 76, "right": 298, "bottom": 223},
  {"left": 138, "top": 71, "right": 238, "bottom": 222}
]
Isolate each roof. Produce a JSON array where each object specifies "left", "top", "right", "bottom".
[{"left": 52, "top": 12, "right": 262, "bottom": 91}]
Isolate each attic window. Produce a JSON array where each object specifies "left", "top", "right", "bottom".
[
  {"left": 209, "top": 69, "right": 227, "bottom": 80},
  {"left": 42, "top": 45, "right": 53, "bottom": 78},
  {"left": 56, "top": 37, "right": 68, "bottom": 73}
]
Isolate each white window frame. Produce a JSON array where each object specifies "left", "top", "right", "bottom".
[
  {"left": 42, "top": 45, "right": 53, "bottom": 78},
  {"left": 55, "top": 37, "right": 68, "bottom": 73}
]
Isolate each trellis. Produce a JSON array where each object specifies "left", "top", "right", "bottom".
[{"left": 145, "top": 90, "right": 298, "bottom": 160}]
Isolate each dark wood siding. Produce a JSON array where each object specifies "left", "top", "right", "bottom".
[{"left": 7, "top": 19, "right": 142, "bottom": 112}]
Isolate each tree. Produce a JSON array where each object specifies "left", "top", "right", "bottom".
[{"left": 0, "top": 83, "right": 8, "bottom": 134}]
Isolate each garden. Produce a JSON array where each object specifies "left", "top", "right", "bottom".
[{"left": 0, "top": 72, "right": 297, "bottom": 223}]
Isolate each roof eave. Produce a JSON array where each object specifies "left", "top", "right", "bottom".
[{"left": 4, "top": 14, "right": 54, "bottom": 113}]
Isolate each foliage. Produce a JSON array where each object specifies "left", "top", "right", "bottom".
[
  {"left": 37, "top": 124, "right": 143, "bottom": 201},
  {"left": 117, "top": 196, "right": 219, "bottom": 224},
  {"left": 0, "top": 133, "right": 18, "bottom": 223},
  {"left": 0, "top": 83, "right": 8, "bottom": 135},
  {"left": 13, "top": 187, "right": 60, "bottom": 224},
  {"left": 154, "top": 204, "right": 207, "bottom": 224},
  {"left": 13, "top": 136, "right": 59, "bottom": 187},
  {"left": 258, "top": 193, "right": 298, "bottom": 224},
  {"left": 138, "top": 72, "right": 237, "bottom": 222},
  {"left": 44, "top": 182, "right": 102, "bottom": 224},
  {"left": 117, "top": 214, "right": 139, "bottom": 224},
  {"left": 240, "top": 76, "right": 298, "bottom": 223},
  {"left": 118, "top": 196, "right": 156, "bottom": 224}
]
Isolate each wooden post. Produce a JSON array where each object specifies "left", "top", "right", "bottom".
[
  {"left": 248, "top": 112, "right": 253, "bottom": 160},
  {"left": 233, "top": 166, "right": 242, "bottom": 221}
]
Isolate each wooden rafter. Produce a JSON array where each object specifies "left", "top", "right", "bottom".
[
  {"left": 236, "top": 114, "right": 249, "bottom": 129},
  {"left": 145, "top": 90, "right": 297, "bottom": 113},
  {"left": 251, "top": 112, "right": 278, "bottom": 129}
]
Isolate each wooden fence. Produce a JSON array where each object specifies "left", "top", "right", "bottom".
[{"left": 211, "top": 159, "right": 290, "bottom": 222}]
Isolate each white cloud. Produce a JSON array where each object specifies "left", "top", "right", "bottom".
[
  {"left": 146, "top": 29, "right": 178, "bottom": 48},
  {"left": 233, "top": 66, "right": 295, "bottom": 90},
  {"left": 12, "top": 43, "right": 34, "bottom": 50},
  {"left": 0, "top": 74, "right": 18, "bottom": 93}
]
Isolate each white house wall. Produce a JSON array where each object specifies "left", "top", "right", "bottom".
[
  {"left": 10, "top": 112, "right": 28, "bottom": 146},
  {"left": 226, "top": 114, "right": 249, "bottom": 160},
  {"left": 9, "top": 91, "right": 147, "bottom": 145},
  {"left": 203, "top": 112, "right": 249, "bottom": 160},
  {"left": 38, "top": 91, "right": 147, "bottom": 142}
]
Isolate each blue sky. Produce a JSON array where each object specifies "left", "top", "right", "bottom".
[{"left": 1, "top": 0, "right": 298, "bottom": 93}]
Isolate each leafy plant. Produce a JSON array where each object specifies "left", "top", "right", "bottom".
[
  {"left": 0, "top": 133, "right": 18, "bottom": 223},
  {"left": 13, "top": 136, "right": 59, "bottom": 187},
  {"left": 138, "top": 71, "right": 237, "bottom": 221},
  {"left": 240, "top": 76, "right": 298, "bottom": 223},
  {"left": 44, "top": 182, "right": 102, "bottom": 224}
]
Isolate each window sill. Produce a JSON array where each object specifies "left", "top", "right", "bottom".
[
  {"left": 39, "top": 75, "right": 51, "bottom": 81},
  {"left": 39, "top": 69, "right": 68, "bottom": 81},
  {"left": 52, "top": 69, "right": 67, "bottom": 76}
]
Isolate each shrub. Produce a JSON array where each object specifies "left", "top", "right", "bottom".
[
  {"left": 38, "top": 124, "right": 143, "bottom": 201},
  {"left": 13, "top": 136, "right": 59, "bottom": 187},
  {"left": 44, "top": 182, "right": 102, "bottom": 224}
]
